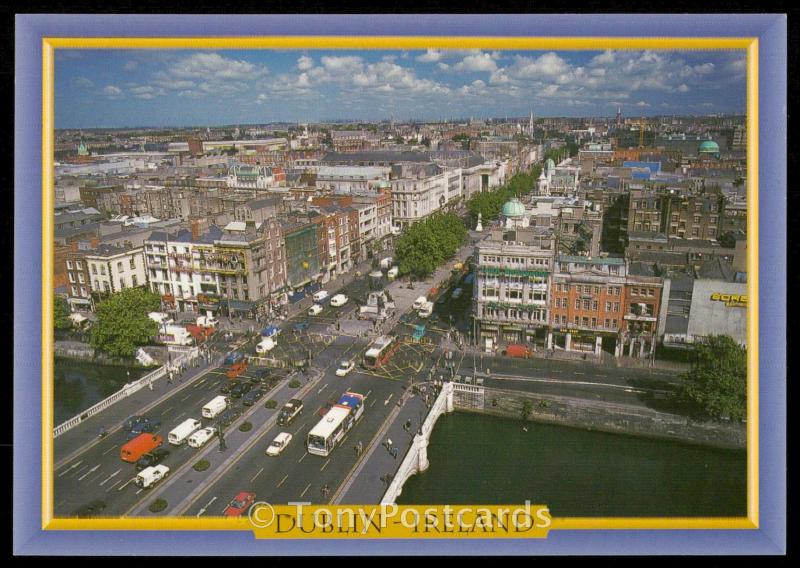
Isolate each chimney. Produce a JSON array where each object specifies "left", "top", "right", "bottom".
[{"left": 191, "top": 219, "right": 201, "bottom": 241}]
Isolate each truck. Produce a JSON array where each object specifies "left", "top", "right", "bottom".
[
  {"left": 159, "top": 324, "right": 194, "bottom": 346},
  {"left": 386, "top": 266, "right": 399, "bottom": 281},
  {"left": 503, "top": 344, "right": 533, "bottom": 359},
  {"left": 120, "top": 433, "right": 163, "bottom": 463},
  {"left": 277, "top": 399, "right": 304, "bottom": 426},
  {"left": 188, "top": 427, "right": 217, "bottom": 449},
  {"left": 135, "top": 464, "right": 170, "bottom": 489},
  {"left": 255, "top": 337, "right": 277, "bottom": 354},
  {"left": 418, "top": 301, "right": 434, "bottom": 319},
  {"left": 380, "top": 257, "right": 393, "bottom": 270},
  {"left": 412, "top": 296, "right": 428, "bottom": 311},
  {"left": 168, "top": 418, "right": 202, "bottom": 445},
  {"left": 202, "top": 396, "right": 227, "bottom": 419}
]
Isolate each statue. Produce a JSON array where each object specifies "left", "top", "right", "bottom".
[{"left": 475, "top": 212, "right": 483, "bottom": 232}]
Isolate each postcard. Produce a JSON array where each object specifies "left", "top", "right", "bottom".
[{"left": 13, "top": 13, "right": 787, "bottom": 555}]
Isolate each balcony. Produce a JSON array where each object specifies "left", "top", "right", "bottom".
[{"left": 624, "top": 313, "right": 657, "bottom": 322}]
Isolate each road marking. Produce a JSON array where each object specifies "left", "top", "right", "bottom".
[
  {"left": 161, "top": 406, "right": 174, "bottom": 416},
  {"left": 370, "top": 400, "right": 376, "bottom": 407},
  {"left": 196, "top": 496, "right": 217, "bottom": 517},
  {"left": 102, "top": 445, "right": 116, "bottom": 456},
  {"left": 277, "top": 474, "right": 288, "bottom": 488},
  {"left": 320, "top": 458, "right": 331, "bottom": 472},
  {"left": 193, "top": 378, "right": 207, "bottom": 389},
  {"left": 106, "top": 479, "right": 123, "bottom": 492},
  {"left": 365, "top": 390, "right": 372, "bottom": 398},
  {"left": 78, "top": 465, "right": 100, "bottom": 481},
  {"left": 384, "top": 393, "right": 393, "bottom": 406},
  {"left": 298, "top": 453, "right": 307, "bottom": 463},
  {"left": 293, "top": 424, "right": 305, "bottom": 436},
  {"left": 575, "top": 372, "right": 585, "bottom": 376},
  {"left": 70, "top": 464, "right": 89, "bottom": 478},
  {"left": 250, "top": 467, "right": 264, "bottom": 483},
  {"left": 119, "top": 478, "right": 135, "bottom": 491},
  {"left": 300, "top": 483, "right": 311, "bottom": 498},
  {"left": 99, "top": 468, "right": 121, "bottom": 486},
  {"left": 176, "top": 411, "right": 186, "bottom": 420},
  {"left": 341, "top": 434, "right": 349, "bottom": 446},
  {"left": 318, "top": 383, "right": 329, "bottom": 394},
  {"left": 58, "top": 460, "right": 82, "bottom": 477},
  {"left": 180, "top": 393, "right": 193, "bottom": 402},
  {"left": 136, "top": 488, "right": 143, "bottom": 495}
]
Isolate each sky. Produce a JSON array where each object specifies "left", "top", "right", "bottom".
[{"left": 54, "top": 48, "right": 747, "bottom": 129}]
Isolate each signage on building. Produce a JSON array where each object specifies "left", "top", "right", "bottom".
[{"left": 710, "top": 292, "right": 747, "bottom": 308}]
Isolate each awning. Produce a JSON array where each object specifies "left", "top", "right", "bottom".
[
  {"left": 227, "top": 299, "right": 255, "bottom": 312},
  {"left": 261, "top": 325, "right": 279, "bottom": 337}
]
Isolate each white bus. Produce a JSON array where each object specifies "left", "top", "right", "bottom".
[
  {"left": 202, "top": 396, "right": 227, "bottom": 419},
  {"left": 168, "top": 418, "right": 202, "bottom": 445},
  {"left": 306, "top": 392, "right": 365, "bottom": 457}
]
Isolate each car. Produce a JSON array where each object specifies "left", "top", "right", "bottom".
[
  {"left": 317, "top": 399, "right": 337, "bottom": 418},
  {"left": 248, "top": 368, "right": 271, "bottom": 384},
  {"left": 265, "top": 432, "right": 293, "bottom": 456},
  {"left": 436, "top": 295, "right": 448, "bottom": 305},
  {"left": 224, "top": 351, "right": 244, "bottom": 366},
  {"left": 451, "top": 288, "right": 463, "bottom": 300},
  {"left": 219, "top": 380, "right": 240, "bottom": 394},
  {"left": 335, "top": 360, "right": 355, "bottom": 377},
  {"left": 188, "top": 427, "right": 217, "bottom": 449},
  {"left": 73, "top": 499, "right": 106, "bottom": 518},
  {"left": 242, "top": 388, "right": 264, "bottom": 406},
  {"left": 217, "top": 408, "right": 241, "bottom": 427},
  {"left": 135, "top": 448, "right": 171, "bottom": 471},
  {"left": 293, "top": 321, "right": 310, "bottom": 333},
  {"left": 230, "top": 382, "right": 252, "bottom": 399},
  {"left": 255, "top": 337, "right": 277, "bottom": 354},
  {"left": 127, "top": 418, "right": 161, "bottom": 439},
  {"left": 226, "top": 360, "right": 248, "bottom": 379},
  {"left": 330, "top": 294, "right": 348, "bottom": 307},
  {"left": 308, "top": 304, "right": 323, "bottom": 316},
  {"left": 223, "top": 491, "right": 257, "bottom": 516},
  {"left": 123, "top": 415, "right": 147, "bottom": 431},
  {"left": 312, "top": 290, "right": 329, "bottom": 302}
]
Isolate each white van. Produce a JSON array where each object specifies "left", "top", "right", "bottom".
[
  {"left": 312, "top": 290, "right": 329, "bottom": 302},
  {"left": 308, "top": 304, "right": 323, "bottom": 316},
  {"left": 418, "top": 301, "right": 434, "bottom": 319},
  {"left": 387, "top": 266, "right": 399, "bottom": 281},
  {"left": 202, "top": 396, "right": 227, "bottom": 419},
  {"left": 168, "top": 418, "right": 202, "bottom": 445},
  {"left": 330, "top": 294, "right": 348, "bottom": 307},
  {"left": 380, "top": 257, "right": 393, "bottom": 270},
  {"left": 256, "top": 337, "right": 277, "bottom": 354},
  {"left": 188, "top": 427, "right": 217, "bottom": 449},
  {"left": 136, "top": 465, "right": 170, "bottom": 489},
  {"left": 412, "top": 296, "right": 428, "bottom": 311}
]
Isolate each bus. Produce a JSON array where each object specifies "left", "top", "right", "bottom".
[
  {"left": 363, "top": 335, "right": 401, "bottom": 369},
  {"left": 306, "top": 391, "right": 365, "bottom": 457}
]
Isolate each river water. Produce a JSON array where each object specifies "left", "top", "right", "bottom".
[
  {"left": 54, "top": 358, "right": 146, "bottom": 425},
  {"left": 397, "top": 413, "right": 746, "bottom": 517}
]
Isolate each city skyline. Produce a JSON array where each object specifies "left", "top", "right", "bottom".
[{"left": 55, "top": 48, "right": 747, "bottom": 128}]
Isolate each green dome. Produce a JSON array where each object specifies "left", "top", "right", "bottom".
[
  {"left": 501, "top": 198, "right": 526, "bottom": 218},
  {"left": 545, "top": 158, "right": 556, "bottom": 171},
  {"left": 374, "top": 180, "right": 391, "bottom": 189},
  {"left": 698, "top": 140, "right": 720, "bottom": 153}
]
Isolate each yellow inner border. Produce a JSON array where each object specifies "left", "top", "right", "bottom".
[{"left": 41, "top": 35, "right": 759, "bottom": 533}]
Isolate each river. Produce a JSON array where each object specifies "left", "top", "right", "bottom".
[
  {"left": 397, "top": 412, "right": 746, "bottom": 517},
  {"left": 54, "top": 358, "right": 146, "bottom": 425}
]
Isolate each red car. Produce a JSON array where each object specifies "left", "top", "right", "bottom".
[{"left": 223, "top": 491, "right": 256, "bottom": 517}]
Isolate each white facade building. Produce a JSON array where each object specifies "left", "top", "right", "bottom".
[{"left": 87, "top": 245, "right": 148, "bottom": 296}]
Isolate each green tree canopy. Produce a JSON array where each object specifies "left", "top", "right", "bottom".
[
  {"left": 395, "top": 213, "right": 467, "bottom": 279},
  {"left": 54, "top": 297, "right": 72, "bottom": 331},
  {"left": 680, "top": 335, "right": 747, "bottom": 420},
  {"left": 90, "top": 288, "right": 161, "bottom": 358}
]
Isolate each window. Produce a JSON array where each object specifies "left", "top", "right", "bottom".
[
  {"left": 71, "top": 286, "right": 77, "bottom": 295},
  {"left": 614, "top": 302, "right": 620, "bottom": 312},
  {"left": 66, "top": 260, "right": 73, "bottom": 270},
  {"left": 132, "top": 275, "right": 138, "bottom": 287},
  {"left": 591, "top": 318, "right": 597, "bottom": 327},
  {"left": 582, "top": 317, "right": 589, "bottom": 327},
  {"left": 592, "top": 300, "right": 598, "bottom": 311},
  {"left": 612, "top": 320, "right": 618, "bottom": 330},
  {"left": 76, "top": 261, "right": 82, "bottom": 270},
  {"left": 100, "top": 265, "right": 106, "bottom": 275},
  {"left": 130, "top": 258, "right": 136, "bottom": 269},
  {"left": 583, "top": 299, "right": 590, "bottom": 310},
  {"left": 606, "top": 301, "right": 612, "bottom": 311},
  {"left": 68, "top": 273, "right": 76, "bottom": 283},
  {"left": 575, "top": 298, "right": 580, "bottom": 310},
  {"left": 604, "top": 318, "right": 610, "bottom": 328},
  {"left": 92, "top": 265, "right": 97, "bottom": 275},
  {"left": 574, "top": 316, "right": 579, "bottom": 325}
]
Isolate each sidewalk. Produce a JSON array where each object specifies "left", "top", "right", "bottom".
[{"left": 336, "top": 390, "right": 430, "bottom": 505}]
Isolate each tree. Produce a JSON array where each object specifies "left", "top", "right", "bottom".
[
  {"left": 54, "top": 297, "right": 72, "bottom": 331},
  {"left": 680, "top": 335, "right": 747, "bottom": 420},
  {"left": 520, "top": 399, "right": 533, "bottom": 421},
  {"left": 90, "top": 288, "right": 161, "bottom": 358},
  {"left": 719, "top": 231, "right": 737, "bottom": 249},
  {"left": 395, "top": 213, "right": 467, "bottom": 279}
]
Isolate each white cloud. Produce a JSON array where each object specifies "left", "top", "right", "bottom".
[
  {"left": 635, "top": 101, "right": 651, "bottom": 107},
  {"left": 169, "top": 52, "right": 268, "bottom": 82},
  {"left": 453, "top": 52, "right": 498, "bottom": 73},
  {"left": 74, "top": 76, "right": 94, "bottom": 88},
  {"left": 123, "top": 61, "right": 138, "bottom": 71},
  {"left": 510, "top": 52, "right": 570, "bottom": 78},
  {"left": 320, "top": 55, "right": 364, "bottom": 74},
  {"left": 692, "top": 63, "right": 715, "bottom": 75},
  {"left": 297, "top": 56, "right": 314, "bottom": 71},
  {"left": 416, "top": 49, "right": 443, "bottom": 63},
  {"left": 677, "top": 84, "right": 690, "bottom": 93},
  {"left": 590, "top": 50, "right": 616, "bottom": 66},
  {"left": 101, "top": 85, "right": 123, "bottom": 98}
]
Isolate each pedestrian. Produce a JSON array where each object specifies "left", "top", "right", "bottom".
[
  {"left": 387, "top": 438, "right": 393, "bottom": 448},
  {"left": 148, "top": 381, "right": 153, "bottom": 391},
  {"left": 391, "top": 447, "right": 398, "bottom": 459}
]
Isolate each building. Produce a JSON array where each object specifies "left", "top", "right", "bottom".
[
  {"left": 549, "top": 255, "right": 628, "bottom": 357},
  {"left": 280, "top": 214, "right": 325, "bottom": 294},
  {"left": 536, "top": 159, "right": 580, "bottom": 197},
  {"left": 313, "top": 166, "right": 390, "bottom": 193},
  {"left": 351, "top": 188, "right": 393, "bottom": 258},
  {"left": 390, "top": 164, "right": 462, "bottom": 230},
  {"left": 331, "top": 130, "right": 368, "bottom": 152},
  {"left": 660, "top": 258, "right": 747, "bottom": 347},
  {"left": 227, "top": 164, "right": 277, "bottom": 190},
  {"left": 86, "top": 245, "right": 147, "bottom": 298},
  {"left": 472, "top": 205, "right": 556, "bottom": 350},
  {"left": 63, "top": 251, "right": 93, "bottom": 310},
  {"left": 233, "top": 196, "right": 284, "bottom": 224},
  {"left": 622, "top": 262, "right": 664, "bottom": 358}
]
